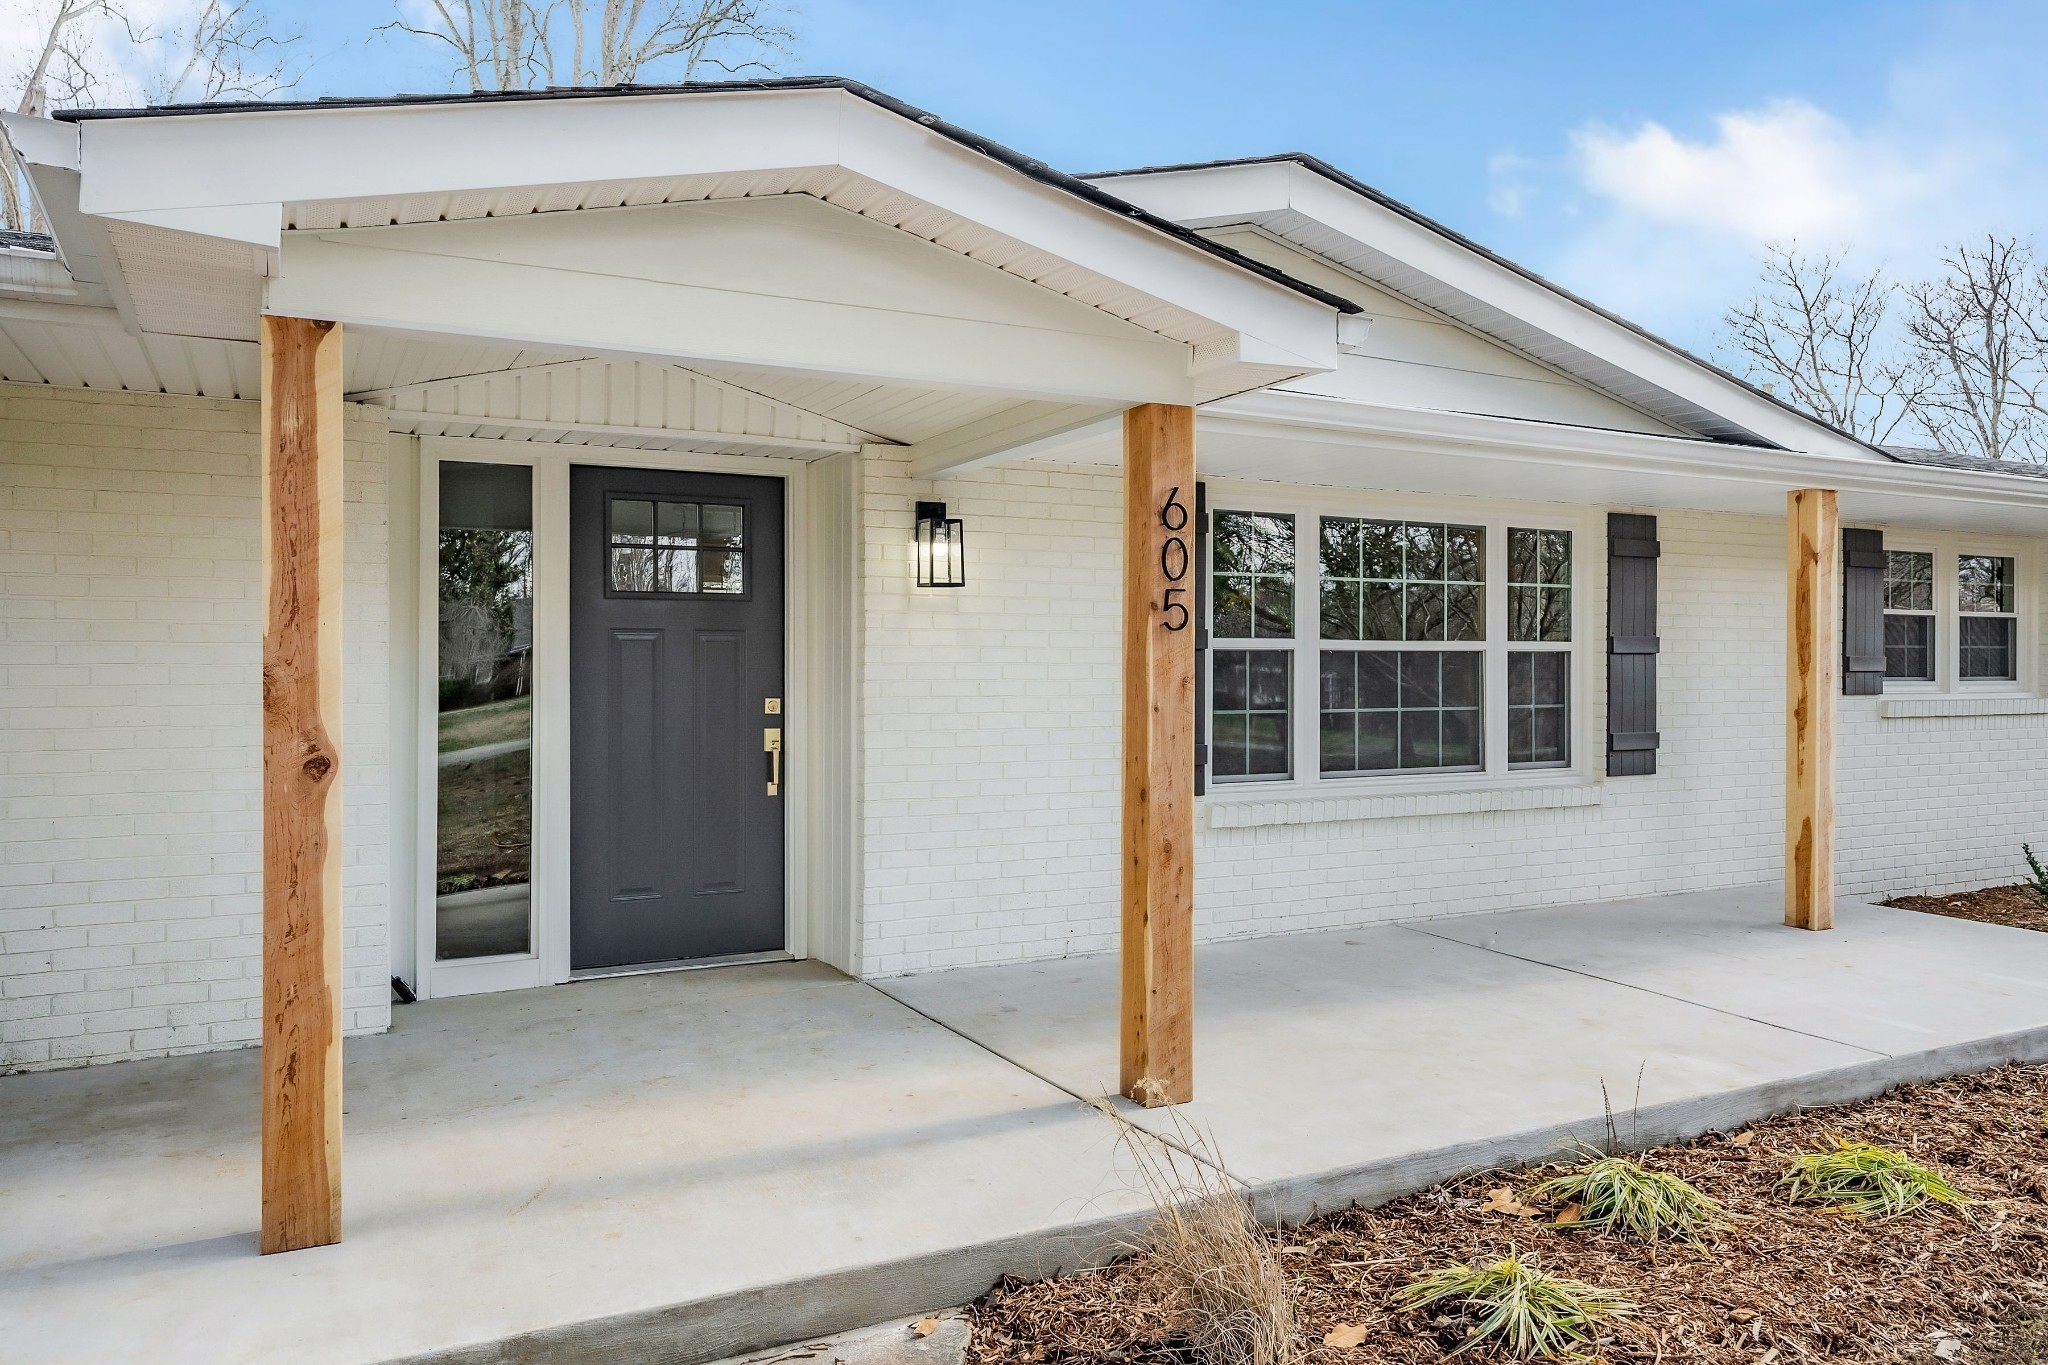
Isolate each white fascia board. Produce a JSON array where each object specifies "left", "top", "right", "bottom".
[
  {"left": 1087, "top": 160, "right": 1297, "bottom": 228},
  {"left": 1204, "top": 390, "right": 2048, "bottom": 513},
  {"left": 1105, "top": 160, "right": 1873, "bottom": 461},
  {"left": 0, "top": 113, "right": 79, "bottom": 169},
  {"left": 101, "top": 203, "right": 283, "bottom": 252},
  {"left": 268, "top": 233, "right": 1195, "bottom": 405},
  {"left": 832, "top": 101, "right": 1337, "bottom": 378},
  {"left": 73, "top": 87, "right": 842, "bottom": 217},
  {"left": 69, "top": 88, "right": 1338, "bottom": 383}
]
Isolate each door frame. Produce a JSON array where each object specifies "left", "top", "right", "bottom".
[{"left": 410, "top": 437, "right": 824, "bottom": 1001}]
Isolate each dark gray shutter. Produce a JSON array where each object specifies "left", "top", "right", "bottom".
[
  {"left": 1842, "top": 528, "right": 1885, "bottom": 696},
  {"left": 1607, "top": 513, "right": 1660, "bottom": 777},
  {"left": 1194, "top": 481, "right": 1210, "bottom": 796}
]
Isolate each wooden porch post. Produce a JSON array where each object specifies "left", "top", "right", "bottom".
[
  {"left": 1121, "top": 403, "right": 1196, "bottom": 1107},
  {"left": 1785, "top": 488, "right": 1838, "bottom": 931},
  {"left": 260, "top": 315, "right": 346, "bottom": 1253}
]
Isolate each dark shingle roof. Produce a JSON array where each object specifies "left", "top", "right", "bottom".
[
  {"left": 1881, "top": 445, "right": 2048, "bottom": 480},
  {"left": 0, "top": 229, "right": 56, "bottom": 253}
]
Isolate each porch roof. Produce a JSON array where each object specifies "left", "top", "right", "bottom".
[{"left": 0, "top": 80, "right": 1351, "bottom": 462}]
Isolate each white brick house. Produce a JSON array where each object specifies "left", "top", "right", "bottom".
[{"left": 4, "top": 81, "right": 2047, "bottom": 1105}]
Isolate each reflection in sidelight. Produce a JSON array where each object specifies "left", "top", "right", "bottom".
[{"left": 437, "top": 462, "right": 534, "bottom": 959}]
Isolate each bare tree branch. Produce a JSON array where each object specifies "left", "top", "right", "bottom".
[
  {"left": 3, "top": 1, "right": 130, "bottom": 231},
  {"left": 389, "top": 0, "right": 792, "bottom": 91},
  {"left": 2, "top": 1, "right": 299, "bottom": 231},
  {"left": 1901, "top": 235, "right": 2048, "bottom": 463},
  {"left": 149, "top": 0, "right": 301, "bottom": 106},
  {"left": 1720, "top": 243, "right": 1924, "bottom": 445}
]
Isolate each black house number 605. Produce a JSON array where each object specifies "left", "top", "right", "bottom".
[{"left": 1159, "top": 486, "right": 1191, "bottom": 632}]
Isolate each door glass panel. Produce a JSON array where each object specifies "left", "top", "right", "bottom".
[
  {"left": 607, "top": 497, "right": 746, "bottom": 596},
  {"left": 436, "top": 462, "right": 535, "bottom": 959}
]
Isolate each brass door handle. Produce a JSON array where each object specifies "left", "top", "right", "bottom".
[{"left": 764, "top": 727, "right": 782, "bottom": 796}]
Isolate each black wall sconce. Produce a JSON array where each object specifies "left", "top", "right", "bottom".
[{"left": 914, "top": 500, "right": 966, "bottom": 588}]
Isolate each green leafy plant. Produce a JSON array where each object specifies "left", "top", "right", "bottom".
[
  {"left": 1397, "top": 1254, "right": 1634, "bottom": 1360},
  {"left": 1779, "top": 1137, "right": 1975, "bottom": 1218},
  {"left": 2025, "top": 843, "right": 2048, "bottom": 903},
  {"left": 1530, "top": 1142, "right": 1728, "bottom": 1246}
]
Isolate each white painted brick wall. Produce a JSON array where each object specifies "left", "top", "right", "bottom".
[
  {"left": 859, "top": 452, "right": 1123, "bottom": 974},
  {"left": 858, "top": 459, "right": 2048, "bottom": 976},
  {"left": 0, "top": 383, "right": 390, "bottom": 1072}
]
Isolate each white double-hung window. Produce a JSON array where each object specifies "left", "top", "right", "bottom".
[
  {"left": 1207, "top": 496, "right": 1581, "bottom": 788},
  {"left": 1875, "top": 535, "right": 2030, "bottom": 691}
]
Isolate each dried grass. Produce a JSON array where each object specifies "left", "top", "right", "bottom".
[
  {"left": 1961, "top": 1314, "right": 2048, "bottom": 1363},
  {"left": 1090, "top": 1087, "right": 1295, "bottom": 1365}
]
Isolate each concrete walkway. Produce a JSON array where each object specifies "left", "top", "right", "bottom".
[
  {"left": 7, "top": 888, "right": 2048, "bottom": 1364},
  {"left": 887, "top": 888, "right": 2048, "bottom": 1221}
]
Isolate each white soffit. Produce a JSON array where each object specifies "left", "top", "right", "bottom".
[
  {"left": 1086, "top": 158, "right": 1877, "bottom": 458},
  {"left": 0, "top": 308, "right": 256, "bottom": 397},
  {"left": 357, "top": 354, "right": 869, "bottom": 457},
  {"left": 99, "top": 220, "right": 264, "bottom": 341}
]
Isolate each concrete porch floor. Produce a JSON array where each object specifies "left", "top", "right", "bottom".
[{"left": 8, "top": 888, "right": 2048, "bottom": 1364}]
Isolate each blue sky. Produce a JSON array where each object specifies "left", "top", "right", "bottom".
[{"left": 59, "top": 1, "right": 2048, "bottom": 356}]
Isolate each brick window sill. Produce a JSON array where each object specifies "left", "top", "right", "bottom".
[
  {"left": 1878, "top": 695, "right": 2048, "bottom": 719},
  {"left": 1202, "top": 779, "right": 1603, "bottom": 830}
]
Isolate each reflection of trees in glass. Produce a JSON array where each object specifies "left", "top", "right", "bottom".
[{"left": 439, "top": 530, "right": 533, "bottom": 708}]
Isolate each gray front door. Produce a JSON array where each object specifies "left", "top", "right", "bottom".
[{"left": 570, "top": 466, "right": 785, "bottom": 969}]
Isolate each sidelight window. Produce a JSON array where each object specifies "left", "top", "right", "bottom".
[{"left": 435, "top": 461, "right": 535, "bottom": 960}]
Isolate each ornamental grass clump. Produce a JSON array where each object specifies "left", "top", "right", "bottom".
[
  {"left": 1093, "top": 1088, "right": 1295, "bottom": 1365},
  {"left": 1529, "top": 1141, "right": 1729, "bottom": 1247},
  {"left": 1397, "top": 1254, "right": 1634, "bottom": 1361},
  {"left": 1780, "top": 1137, "right": 1975, "bottom": 1218}
]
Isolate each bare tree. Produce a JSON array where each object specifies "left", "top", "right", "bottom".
[
  {"left": 398, "top": 0, "right": 539, "bottom": 91},
  {"left": 3, "top": 0, "right": 122, "bottom": 232},
  {"left": 393, "top": 0, "right": 793, "bottom": 91},
  {"left": 1721, "top": 244, "right": 1924, "bottom": 445},
  {"left": 149, "top": 0, "right": 299, "bottom": 106},
  {"left": 1901, "top": 235, "right": 2048, "bottom": 463},
  {"left": 2, "top": 0, "right": 298, "bottom": 231}
]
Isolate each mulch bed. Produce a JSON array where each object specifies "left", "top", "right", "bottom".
[
  {"left": 967, "top": 1064, "right": 2048, "bottom": 1363},
  {"left": 1885, "top": 884, "right": 2048, "bottom": 934}
]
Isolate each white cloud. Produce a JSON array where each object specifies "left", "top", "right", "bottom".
[
  {"left": 1497, "top": 58, "right": 2048, "bottom": 353},
  {"left": 1570, "top": 99, "right": 1937, "bottom": 243},
  {"left": 1485, "top": 150, "right": 1536, "bottom": 219}
]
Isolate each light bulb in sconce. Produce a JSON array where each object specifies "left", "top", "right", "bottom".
[{"left": 913, "top": 500, "right": 966, "bottom": 588}]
